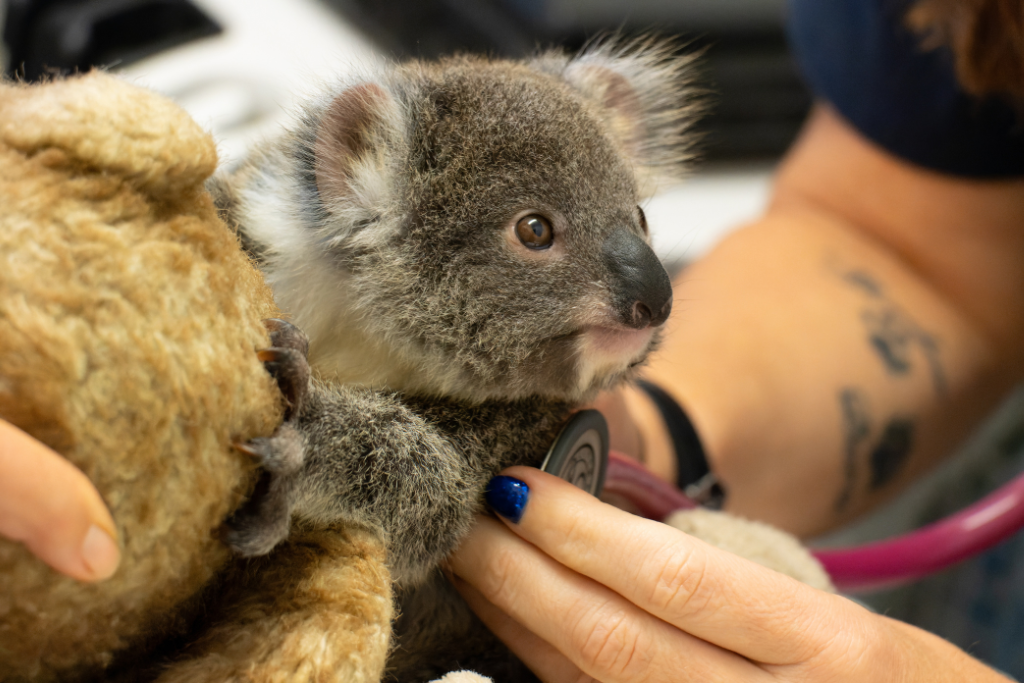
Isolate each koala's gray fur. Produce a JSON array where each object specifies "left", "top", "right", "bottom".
[{"left": 211, "top": 38, "right": 699, "bottom": 681}]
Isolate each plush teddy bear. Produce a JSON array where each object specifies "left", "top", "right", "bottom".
[{"left": 0, "top": 72, "right": 395, "bottom": 683}]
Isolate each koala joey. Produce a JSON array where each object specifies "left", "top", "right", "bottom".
[{"left": 211, "top": 39, "right": 698, "bottom": 680}]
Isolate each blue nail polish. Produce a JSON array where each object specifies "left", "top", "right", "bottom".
[{"left": 485, "top": 476, "right": 529, "bottom": 523}]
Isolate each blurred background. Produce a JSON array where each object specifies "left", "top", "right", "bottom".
[{"left": 0, "top": 0, "right": 809, "bottom": 268}]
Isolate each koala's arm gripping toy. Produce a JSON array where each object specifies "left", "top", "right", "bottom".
[{"left": 0, "top": 73, "right": 394, "bottom": 683}]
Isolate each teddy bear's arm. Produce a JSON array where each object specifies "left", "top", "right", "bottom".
[{"left": 153, "top": 526, "right": 394, "bottom": 683}]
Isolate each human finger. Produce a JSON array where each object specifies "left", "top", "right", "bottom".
[
  {"left": 449, "top": 515, "right": 768, "bottom": 683},
  {"left": 450, "top": 572, "right": 586, "bottom": 683},
  {"left": 484, "top": 467, "right": 865, "bottom": 667},
  {"left": 0, "top": 419, "right": 120, "bottom": 581}
]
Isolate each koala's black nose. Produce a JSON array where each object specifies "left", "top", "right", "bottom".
[{"left": 602, "top": 228, "right": 673, "bottom": 329}]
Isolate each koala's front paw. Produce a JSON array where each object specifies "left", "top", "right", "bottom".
[
  {"left": 223, "top": 319, "right": 311, "bottom": 557},
  {"left": 225, "top": 424, "right": 305, "bottom": 556}
]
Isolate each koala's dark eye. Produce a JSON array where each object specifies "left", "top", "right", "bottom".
[
  {"left": 637, "top": 205, "right": 648, "bottom": 235},
  {"left": 515, "top": 214, "right": 554, "bottom": 249}
]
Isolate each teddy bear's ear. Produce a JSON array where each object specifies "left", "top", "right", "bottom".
[
  {"left": 561, "top": 38, "right": 703, "bottom": 192},
  {"left": 0, "top": 71, "right": 217, "bottom": 198},
  {"left": 314, "top": 83, "right": 397, "bottom": 205}
]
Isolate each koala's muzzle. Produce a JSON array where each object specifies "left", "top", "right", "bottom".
[{"left": 602, "top": 228, "right": 673, "bottom": 329}]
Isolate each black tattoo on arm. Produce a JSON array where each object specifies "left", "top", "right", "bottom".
[
  {"left": 833, "top": 264, "right": 948, "bottom": 396},
  {"left": 869, "top": 418, "right": 915, "bottom": 490},
  {"left": 836, "top": 387, "right": 871, "bottom": 513},
  {"left": 861, "top": 308, "right": 946, "bottom": 394},
  {"left": 834, "top": 387, "right": 918, "bottom": 512},
  {"left": 841, "top": 268, "right": 885, "bottom": 298},
  {"left": 828, "top": 264, "right": 928, "bottom": 512}
]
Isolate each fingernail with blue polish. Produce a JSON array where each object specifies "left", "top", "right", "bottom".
[{"left": 485, "top": 475, "right": 529, "bottom": 523}]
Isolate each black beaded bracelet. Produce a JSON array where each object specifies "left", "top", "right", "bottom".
[{"left": 635, "top": 379, "right": 727, "bottom": 510}]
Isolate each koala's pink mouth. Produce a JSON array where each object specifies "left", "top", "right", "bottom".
[{"left": 585, "top": 326, "right": 655, "bottom": 360}]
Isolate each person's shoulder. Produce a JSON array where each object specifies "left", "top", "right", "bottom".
[{"left": 787, "top": 0, "right": 1024, "bottom": 179}]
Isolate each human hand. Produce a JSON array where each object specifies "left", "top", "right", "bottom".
[
  {"left": 448, "top": 467, "right": 1010, "bottom": 682},
  {"left": 0, "top": 419, "right": 120, "bottom": 581}
]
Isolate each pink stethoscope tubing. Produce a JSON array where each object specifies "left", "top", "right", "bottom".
[{"left": 604, "top": 451, "right": 1024, "bottom": 593}]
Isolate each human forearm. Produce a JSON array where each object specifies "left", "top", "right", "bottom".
[
  {"left": 626, "top": 106, "right": 1024, "bottom": 535},
  {"left": 646, "top": 206, "right": 1009, "bottom": 534}
]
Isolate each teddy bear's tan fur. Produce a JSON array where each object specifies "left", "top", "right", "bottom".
[
  {"left": 0, "top": 73, "right": 393, "bottom": 683},
  {"left": 665, "top": 508, "right": 833, "bottom": 592}
]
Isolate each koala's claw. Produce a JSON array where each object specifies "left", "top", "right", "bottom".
[
  {"left": 232, "top": 441, "right": 262, "bottom": 458},
  {"left": 259, "top": 319, "right": 310, "bottom": 420},
  {"left": 231, "top": 426, "right": 303, "bottom": 474},
  {"left": 264, "top": 318, "right": 310, "bottom": 356},
  {"left": 225, "top": 423, "right": 305, "bottom": 557}
]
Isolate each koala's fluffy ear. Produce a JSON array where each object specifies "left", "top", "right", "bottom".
[
  {"left": 562, "top": 39, "right": 703, "bottom": 191},
  {"left": 314, "top": 83, "right": 398, "bottom": 214}
]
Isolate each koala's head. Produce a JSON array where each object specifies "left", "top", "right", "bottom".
[{"left": 261, "top": 40, "right": 699, "bottom": 404}]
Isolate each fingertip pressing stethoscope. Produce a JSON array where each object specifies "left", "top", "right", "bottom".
[{"left": 543, "top": 410, "right": 1024, "bottom": 593}]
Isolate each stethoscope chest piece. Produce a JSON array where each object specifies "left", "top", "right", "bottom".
[{"left": 540, "top": 409, "right": 609, "bottom": 497}]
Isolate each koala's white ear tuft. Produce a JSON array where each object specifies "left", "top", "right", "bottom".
[
  {"left": 564, "top": 64, "right": 645, "bottom": 156},
  {"left": 314, "top": 83, "right": 393, "bottom": 202},
  {"left": 563, "top": 38, "right": 704, "bottom": 191}
]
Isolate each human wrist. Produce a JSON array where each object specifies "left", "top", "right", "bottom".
[
  {"left": 796, "top": 597, "right": 1011, "bottom": 683},
  {"left": 876, "top": 613, "right": 1014, "bottom": 683},
  {"left": 619, "top": 382, "right": 677, "bottom": 483},
  {"left": 631, "top": 379, "right": 730, "bottom": 507}
]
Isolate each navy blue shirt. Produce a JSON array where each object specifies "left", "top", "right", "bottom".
[{"left": 788, "top": 0, "right": 1024, "bottom": 178}]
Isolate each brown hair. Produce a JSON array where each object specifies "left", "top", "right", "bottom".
[{"left": 907, "top": 0, "right": 1024, "bottom": 99}]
